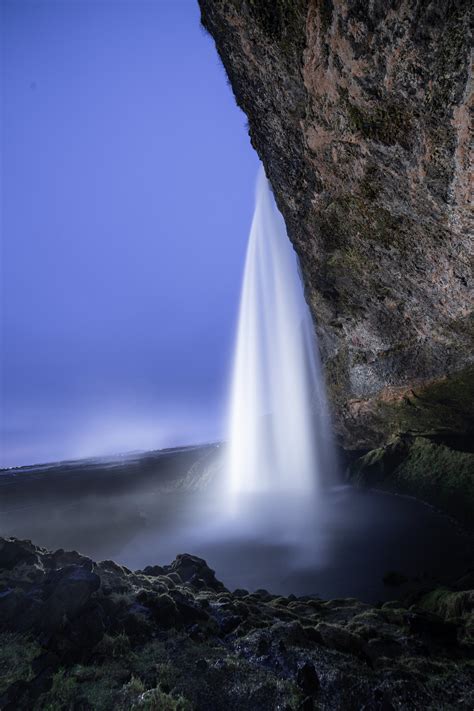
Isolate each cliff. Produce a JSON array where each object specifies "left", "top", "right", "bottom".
[{"left": 199, "top": 0, "right": 473, "bottom": 453}]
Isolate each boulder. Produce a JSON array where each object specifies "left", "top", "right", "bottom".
[{"left": 167, "top": 554, "right": 225, "bottom": 592}]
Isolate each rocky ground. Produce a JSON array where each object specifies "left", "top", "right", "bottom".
[{"left": 1, "top": 536, "right": 473, "bottom": 710}]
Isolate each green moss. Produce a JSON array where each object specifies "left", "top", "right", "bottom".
[
  {"left": 115, "top": 676, "right": 146, "bottom": 709},
  {"left": 131, "top": 633, "right": 301, "bottom": 711},
  {"left": 418, "top": 588, "right": 472, "bottom": 620},
  {"left": 136, "top": 687, "right": 192, "bottom": 710},
  {"left": 0, "top": 633, "right": 41, "bottom": 695},
  {"left": 328, "top": 246, "right": 363, "bottom": 268},
  {"left": 350, "top": 435, "right": 474, "bottom": 528},
  {"left": 322, "top": 194, "right": 407, "bottom": 255},
  {"left": 68, "top": 665, "right": 128, "bottom": 710},
  {"left": 376, "top": 367, "right": 474, "bottom": 441},
  {"left": 40, "top": 669, "right": 79, "bottom": 711},
  {"left": 94, "top": 632, "right": 133, "bottom": 660},
  {"left": 346, "top": 100, "right": 415, "bottom": 149}
]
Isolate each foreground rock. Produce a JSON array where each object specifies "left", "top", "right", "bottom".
[
  {"left": 198, "top": 0, "right": 473, "bottom": 453},
  {"left": 1, "top": 537, "right": 473, "bottom": 709}
]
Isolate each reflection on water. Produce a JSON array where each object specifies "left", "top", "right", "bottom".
[{"left": 1, "top": 445, "right": 472, "bottom": 603}]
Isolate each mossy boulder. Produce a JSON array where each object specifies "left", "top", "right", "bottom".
[{"left": 349, "top": 435, "right": 474, "bottom": 528}]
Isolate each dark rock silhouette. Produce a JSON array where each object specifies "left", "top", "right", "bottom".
[{"left": 1, "top": 536, "right": 473, "bottom": 709}]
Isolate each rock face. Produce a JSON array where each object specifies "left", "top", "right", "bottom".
[
  {"left": 199, "top": 0, "right": 473, "bottom": 450},
  {"left": 1, "top": 537, "right": 474, "bottom": 709}
]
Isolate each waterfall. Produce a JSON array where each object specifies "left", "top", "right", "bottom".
[{"left": 225, "top": 168, "right": 335, "bottom": 507}]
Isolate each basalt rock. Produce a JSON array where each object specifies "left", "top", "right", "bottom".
[
  {"left": 1, "top": 537, "right": 474, "bottom": 709},
  {"left": 198, "top": 0, "right": 473, "bottom": 452}
]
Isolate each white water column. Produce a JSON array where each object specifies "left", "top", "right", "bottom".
[{"left": 226, "top": 168, "right": 335, "bottom": 504}]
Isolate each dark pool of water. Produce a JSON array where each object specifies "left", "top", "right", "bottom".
[{"left": 1, "top": 446, "right": 472, "bottom": 602}]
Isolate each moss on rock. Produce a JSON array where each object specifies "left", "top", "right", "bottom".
[
  {"left": 0, "top": 633, "right": 41, "bottom": 696},
  {"left": 349, "top": 435, "right": 474, "bottom": 528}
]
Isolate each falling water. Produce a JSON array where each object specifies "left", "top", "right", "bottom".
[{"left": 225, "top": 168, "right": 335, "bottom": 508}]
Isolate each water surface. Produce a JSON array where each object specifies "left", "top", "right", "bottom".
[{"left": 1, "top": 446, "right": 472, "bottom": 603}]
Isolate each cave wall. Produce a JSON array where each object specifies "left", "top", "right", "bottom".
[{"left": 199, "top": 0, "right": 473, "bottom": 450}]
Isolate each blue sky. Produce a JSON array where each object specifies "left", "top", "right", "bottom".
[{"left": 1, "top": 0, "right": 259, "bottom": 466}]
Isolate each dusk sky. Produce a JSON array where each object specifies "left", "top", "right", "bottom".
[{"left": 1, "top": 0, "right": 259, "bottom": 467}]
